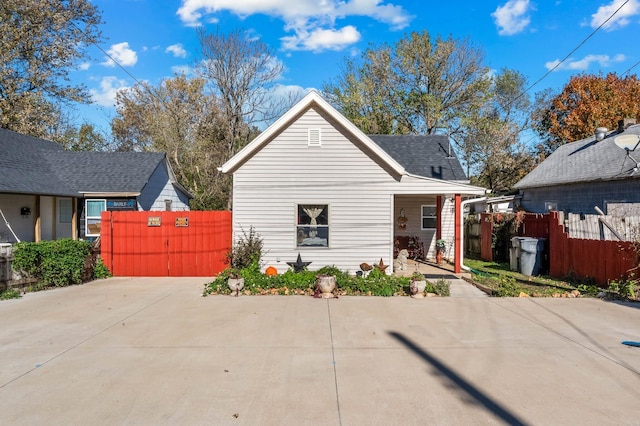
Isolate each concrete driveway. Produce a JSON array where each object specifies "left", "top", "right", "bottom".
[{"left": 1, "top": 277, "right": 639, "bottom": 425}]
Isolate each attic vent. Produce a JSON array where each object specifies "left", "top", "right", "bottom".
[{"left": 308, "top": 129, "right": 321, "bottom": 147}]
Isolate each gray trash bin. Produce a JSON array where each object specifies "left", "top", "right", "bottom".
[{"left": 519, "top": 238, "right": 545, "bottom": 276}]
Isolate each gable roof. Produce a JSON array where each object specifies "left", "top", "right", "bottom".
[
  {"left": 0, "top": 128, "right": 76, "bottom": 196},
  {"left": 514, "top": 124, "right": 640, "bottom": 189},
  {"left": 0, "top": 128, "right": 192, "bottom": 198},
  {"left": 49, "top": 151, "right": 167, "bottom": 194},
  {"left": 369, "top": 134, "right": 468, "bottom": 181},
  {"left": 219, "top": 90, "right": 405, "bottom": 176}
]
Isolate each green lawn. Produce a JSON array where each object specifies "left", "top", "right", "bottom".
[{"left": 463, "top": 259, "right": 586, "bottom": 297}]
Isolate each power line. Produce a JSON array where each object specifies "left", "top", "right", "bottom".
[
  {"left": 509, "top": 0, "right": 630, "bottom": 105},
  {"left": 622, "top": 58, "right": 640, "bottom": 76}
]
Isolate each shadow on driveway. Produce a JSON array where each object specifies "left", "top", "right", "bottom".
[{"left": 388, "top": 331, "right": 530, "bottom": 426}]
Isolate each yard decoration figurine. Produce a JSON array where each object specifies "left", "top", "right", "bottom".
[
  {"left": 374, "top": 258, "right": 388, "bottom": 274},
  {"left": 287, "top": 253, "right": 311, "bottom": 272}
]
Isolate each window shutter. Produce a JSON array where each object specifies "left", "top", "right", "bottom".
[{"left": 308, "top": 129, "right": 321, "bottom": 147}]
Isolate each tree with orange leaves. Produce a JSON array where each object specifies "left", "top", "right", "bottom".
[{"left": 533, "top": 73, "right": 640, "bottom": 157}]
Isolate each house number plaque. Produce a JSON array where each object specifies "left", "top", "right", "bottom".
[
  {"left": 147, "top": 217, "right": 161, "bottom": 226},
  {"left": 175, "top": 217, "right": 189, "bottom": 227}
]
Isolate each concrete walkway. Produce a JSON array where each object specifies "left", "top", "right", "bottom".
[
  {"left": 395, "top": 259, "right": 488, "bottom": 298},
  {"left": 1, "top": 277, "right": 639, "bottom": 425}
]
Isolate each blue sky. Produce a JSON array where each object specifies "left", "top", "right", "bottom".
[{"left": 75, "top": 0, "right": 640, "bottom": 133}]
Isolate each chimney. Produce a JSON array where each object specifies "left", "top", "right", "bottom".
[{"left": 618, "top": 118, "right": 637, "bottom": 132}]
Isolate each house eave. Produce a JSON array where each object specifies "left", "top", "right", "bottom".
[{"left": 219, "top": 90, "right": 406, "bottom": 177}]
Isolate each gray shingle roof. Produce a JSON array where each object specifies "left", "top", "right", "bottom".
[
  {"left": 0, "top": 128, "right": 167, "bottom": 196},
  {"left": 0, "top": 128, "right": 77, "bottom": 196},
  {"left": 49, "top": 151, "right": 166, "bottom": 193},
  {"left": 368, "top": 134, "right": 468, "bottom": 181},
  {"left": 514, "top": 124, "right": 640, "bottom": 189}
]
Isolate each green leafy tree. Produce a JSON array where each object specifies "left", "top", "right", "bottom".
[
  {"left": 111, "top": 74, "right": 233, "bottom": 209},
  {"left": 464, "top": 69, "right": 536, "bottom": 192},
  {"left": 324, "top": 30, "right": 491, "bottom": 137},
  {"left": 0, "top": 0, "right": 103, "bottom": 137}
]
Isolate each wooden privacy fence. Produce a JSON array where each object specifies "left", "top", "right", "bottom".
[
  {"left": 548, "top": 211, "right": 636, "bottom": 286},
  {"left": 100, "top": 211, "right": 232, "bottom": 277},
  {"left": 478, "top": 212, "right": 638, "bottom": 285}
]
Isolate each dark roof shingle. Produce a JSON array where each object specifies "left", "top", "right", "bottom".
[
  {"left": 368, "top": 134, "right": 467, "bottom": 181},
  {"left": 514, "top": 124, "right": 640, "bottom": 189}
]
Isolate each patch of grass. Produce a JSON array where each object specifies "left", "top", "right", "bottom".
[
  {"left": 1, "top": 288, "right": 21, "bottom": 300},
  {"left": 464, "top": 259, "right": 581, "bottom": 297}
]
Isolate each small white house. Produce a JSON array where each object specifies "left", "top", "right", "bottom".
[{"left": 219, "top": 91, "right": 486, "bottom": 274}]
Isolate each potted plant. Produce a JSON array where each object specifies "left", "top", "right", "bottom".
[
  {"left": 435, "top": 239, "right": 446, "bottom": 265},
  {"left": 227, "top": 269, "right": 245, "bottom": 297},
  {"left": 409, "top": 271, "right": 427, "bottom": 298},
  {"left": 315, "top": 274, "right": 337, "bottom": 298}
]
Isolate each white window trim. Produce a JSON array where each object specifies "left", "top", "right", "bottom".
[
  {"left": 295, "top": 203, "right": 330, "bottom": 248},
  {"left": 421, "top": 204, "right": 437, "bottom": 230},
  {"left": 85, "top": 199, "right": 106, "bottom": 237}
]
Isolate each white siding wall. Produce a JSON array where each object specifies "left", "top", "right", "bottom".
[
  {"left": 232, "top": 107, "right": 473, "bottom": 273},
  {"left": 0, "top": 194, "right": 35, "bottom": 243}
]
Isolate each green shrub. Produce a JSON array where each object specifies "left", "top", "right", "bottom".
[
  {"left": 227, "top": 226, "right": 264, "bottom": 270},
  {"left": 204, "top": 264, "right": 415, "bottom": 297},
  {"left": 12, "top": 239, "right": 92, "bottom": 287},
  {"left": 93, "top": 258, "right": 112, "bottom": 279},
  {"left": 1, "top": 288, "right": 21, "bottom": 300}
]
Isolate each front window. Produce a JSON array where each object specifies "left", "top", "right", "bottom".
[
  {"left": 85, "top": 199, "right": 106, "bottom": 237},
  {"left": 58, "top": 199, "right": 72, "bottom": 224},
  {"left": 421, "top": 204, "right": 437, "bottom": 230},
  {"left": 296, "top": 204, "right": 329, "bottom": 247}
]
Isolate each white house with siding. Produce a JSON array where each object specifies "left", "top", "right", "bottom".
[{"left": 219, "top": 91, "right": 486, "bottom": 274}]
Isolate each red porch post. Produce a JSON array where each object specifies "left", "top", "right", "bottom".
[
  {"left": 436, "top": 195, "right": 442, "bottom": 240},
  {"left": 454, "top": 193, "right": 461, "bottom": 273}
]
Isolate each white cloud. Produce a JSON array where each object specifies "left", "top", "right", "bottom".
[
  {"left": 166, "top": 43, "right": 188, "bottom": 58},
  {"left": 281, "top": 25, "right": 361, "bottom": 52},
  {"left": 78, "top": 62, "right": 91, "bottom": 71},
  {"left": 90, "top": 76, "right": 130, "bottom": 107},
  {"left": 492, "top": 0, "right": 532, "bottom": 35},
  {"left": 176, "top": 0, "right": 412, "bottom": 52},
  {"left": 545, "top": 53, "right": 626, "bottom": 71},
  {"left": 590, "top": 0, "right": 640, "bottom": 31},
  {"left": 171, "top": 65, "right": 194, "bottom": 75},
  {"left": 102, "top": 42, "right": 138, "bottom": 67}
]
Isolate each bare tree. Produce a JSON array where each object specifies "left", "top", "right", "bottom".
[{"left": 196, "top": 27, "right": 287, "bottom": 161}]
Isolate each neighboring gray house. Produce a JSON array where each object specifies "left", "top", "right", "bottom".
[
  {"left": 514, "top": 119, "right": 640, "bottom": 216},
  {"left": 219, "top": 90, "right": 486, "bottom": 274},
  {"left": 0, "top": 128, "right": 191, "bottom": 243}
]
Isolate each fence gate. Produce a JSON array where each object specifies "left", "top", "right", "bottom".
[{"left": 100, "top": 211, "right": 232, "bottom": 277}]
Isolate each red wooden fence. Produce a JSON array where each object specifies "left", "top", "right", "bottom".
[
  {"left": 547, "top": 211, "right": 636, "bottom": 286},
  {"left": 478, "top": 211, "right": 637, "bottom": 286},
  {"left": 100, "top": 211, "right": 232, "bottom": 277},
  {"left": 480, "top": 213, "right": 494, "bottom": 261}
]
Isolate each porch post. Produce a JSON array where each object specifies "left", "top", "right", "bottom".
[
  {"left": 454, "top": 193, "right": 461, "bottom": 273},
  {"left": 436, "top": 195, "right": 442, "bottom": 240}
]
